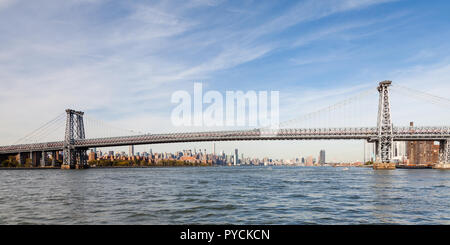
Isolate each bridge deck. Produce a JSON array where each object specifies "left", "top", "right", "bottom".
[{"left": 1, "top": 127, "right": 450, "bottom": 154}]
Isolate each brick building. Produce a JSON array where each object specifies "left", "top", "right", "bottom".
[{"left": 406, "top": 122, "right": 439, "bottom": 165}]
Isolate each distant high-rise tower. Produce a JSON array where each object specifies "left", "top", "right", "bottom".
[
  {"left": 319, "top": 150, "right": 326, "bottom": 165},
  {"left": 129, "top": 145, "right": 134, "bottom": 157},
  {"left": 212, "top": 143, "right": 215, "bottom": 155},
  {"left": 234, "top": 149, "right": 239, "bottom": 166}
]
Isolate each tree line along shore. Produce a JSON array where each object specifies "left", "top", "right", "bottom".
[{"left": 0, "top": 156, "right": 213, "bottom": 168}]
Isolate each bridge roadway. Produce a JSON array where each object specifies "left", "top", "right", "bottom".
[{"left": 1, "top": 126, "right": 450, "bottom": 155}]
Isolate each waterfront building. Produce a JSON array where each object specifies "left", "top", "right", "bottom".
[
  {"left": 406, "top": 122, "right": 439, "bottom": 165},
  {"left": 407, "top": 141, "right": 439, "bottom": 165}
]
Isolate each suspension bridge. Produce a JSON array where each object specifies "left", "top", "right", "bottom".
[{"left": 1, "top": 81, "right": 450, "bottom": 169}]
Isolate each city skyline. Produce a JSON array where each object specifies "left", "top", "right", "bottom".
[
  {"left": 88, "top": 143, "right": 388, "bottom": 166},
  {"left": 88, "top": 146, "right": 335, "bottom": 166}
]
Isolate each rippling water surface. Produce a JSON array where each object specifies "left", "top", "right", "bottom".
[{"left": 0, "top": 166, "right": 449, "bottom": 224}]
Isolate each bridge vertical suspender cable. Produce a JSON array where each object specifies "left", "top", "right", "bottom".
[
  {"left": 392, "top": 85, "right": 450, "bottom": 109},
  {"left": 269, "top": 87, "right": 376, "bottom": 130},
  {"left": 13, "top": 112, "right": 66, "bottom": 144}
]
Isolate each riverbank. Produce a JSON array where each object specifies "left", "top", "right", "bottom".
[
  {"left": 0, "top": 167, "right": 60, "bottom": 170},
  {"left": 0, "top": 165, "right": 217, "bottom": 170},
  {"left": 396, "top": 164, "right": 432, "bottom": 169},
  {"left": 0, "top": 165, "right": 446, "bottom": 170}
]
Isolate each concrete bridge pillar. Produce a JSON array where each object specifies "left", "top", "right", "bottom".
[
  {"left": 439, "top": 140, "right": 450, "bottom": 163},
  {"left": 30, "top": 151, "right": 34, "bottom": 167},
  {"left": 31, "top": 151, "right": 41, "bottom": 167},
  {"left": 16, "top": 152, "right": 27, "bottom": 165},
  {"left": 374, "top": 141, "right": 379, "bottom": 161},
  {"left": 40, "top": 151, "right": 46, "bottom": 167},
  {"left": 51, "top": 151, "right": 56, "bottom": 167},
  {"left": 56, "top": 151, "right": 61, "bottom": 161},
  {"left": 435, "top": 140, "right": 450, "bottom": 169}
]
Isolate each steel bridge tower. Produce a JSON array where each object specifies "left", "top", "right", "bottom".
[
  {"left": 62, "top": 109, "right": 88, "bottom": 169},
  {"left": 376, "top": 81, "right": 394, "bottom": 164}
]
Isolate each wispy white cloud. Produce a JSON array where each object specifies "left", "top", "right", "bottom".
[
  {"left": 291, "top": 10, "right": 410, "bottom": 48},
  {"left": 248, "top": 0, "right": 397, "bottom": 39}
]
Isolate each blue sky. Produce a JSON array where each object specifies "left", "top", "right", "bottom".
[{"left": 1, "top": 0, "right": 450, "bottom": 161}]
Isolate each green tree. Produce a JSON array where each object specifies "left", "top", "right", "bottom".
[{"left": 25, "top": 159, "right": 32, "bottom": 168}]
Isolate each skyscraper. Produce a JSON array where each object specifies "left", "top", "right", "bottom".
[
  {"left": 234, "top": 148, "right": 238, "bottom": 166},
  {"left": 319, "top": 150, "right": 326, "bottom": 165},
  {"left": 129, "top": 145, "right": 134, "bottom": 157}
]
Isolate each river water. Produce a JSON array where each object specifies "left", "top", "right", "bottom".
[{"left": 0, "top": 166, "right": 449, "bottom": 224}]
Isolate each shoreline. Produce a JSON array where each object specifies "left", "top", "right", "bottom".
[
  {"left": 0, "top": 165, "right": 442, "bottom": 170},
  {"left": 0, "top": 165, "right": 220, "bottom": 170}
]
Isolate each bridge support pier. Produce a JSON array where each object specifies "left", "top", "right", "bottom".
[
  {"left": 16, "top": 152, "right": 26, "bottom": 166},
  {"left": 434, "top": 139, "right": 450, "bottom": 169},
  {"left": 438, "top": 139, "right": 450, "bottom": 163},
  {"left": 51, "top": 151, "right": 56, "bottom": 167},
  {"left": 62, "top": 149, "right": 88, "bottom": 169},
  {"left": 40, "top": 151, "right": 47, "bottom": 167},
  {"left": 29, "top": 151, "right": 33, "bottom": 166},
  {"left": 31, "top": 151, "right": 42, "bottom": 167}
]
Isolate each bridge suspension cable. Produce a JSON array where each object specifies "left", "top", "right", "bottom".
[
  {"left": 392, "top": 84, "right": 450, "bottom": 109},
  {"left": 83, "top": 115, "right": 145, "bottom": 139},
  {"left": 13, "top": 112, "right": 66, "bottom": 144},
  {"left": 268, "top": 87, "right": 377, "bottom": 130}
]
